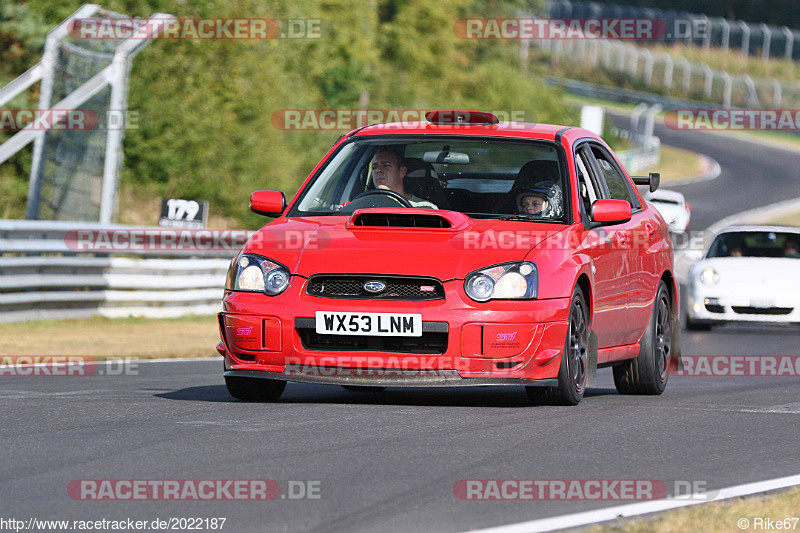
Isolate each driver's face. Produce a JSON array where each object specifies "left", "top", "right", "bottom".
[{"left": 371, "top": 150, "right": 406, "bottom": 194}]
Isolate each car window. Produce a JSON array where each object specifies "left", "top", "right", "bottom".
[
  {"left": 590, "top": 146, "right": 636, "bottom": 207},
  {"left": 707, "top": 231, "right": 800, "bottom": 258},
  {"left": 575, "top": 149, "right": 600, "bottom": 220},
  {"left": 292, "top": 137, "right": 567, "bottom": 222}
]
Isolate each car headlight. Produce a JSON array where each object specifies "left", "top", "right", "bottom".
[
  {"left": 226, "top": 253, "right": 290, "bottom": 295},
  {"left": 699, "top": 267, "right": 720, "bottom": 287},
  {"left": 464, "top": 261, "right": 538, "bottom": 302}
]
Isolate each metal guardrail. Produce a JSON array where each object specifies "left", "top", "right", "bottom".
[
  {"left": 546, "top": 0, "right": 800, "bottom": 61},
  {"left": 0, "top": 220, "right": 248, "bottom": 323}
]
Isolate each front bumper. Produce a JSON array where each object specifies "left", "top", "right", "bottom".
[
  {"left": 218, "top": 278, "right": 571, "bottom": 384},
  {"left": 687, "top": 283, "right": 800, "bottom": 324}
]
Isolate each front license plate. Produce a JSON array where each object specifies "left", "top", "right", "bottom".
[{"left": 315, "top": 312, "right": 422, "bottom": 337}]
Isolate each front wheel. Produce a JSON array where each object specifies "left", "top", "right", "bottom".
[
  {"left": 526, "top": 285, "right": 589, "bottom": 406},
  {"left": 225, "top": 376, "right": 286, "bottom": 401},
  {"left": 614, "top": 280, "right": 672, "bottom": 395}
]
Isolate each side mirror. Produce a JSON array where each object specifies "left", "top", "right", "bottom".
[
  {"left": 250, "top": 190, "right": 286, "bottom": 217},
  {"left": 592, "top": 199, "right": 632, "bottom": 225},
  {"left": 632, "top": 172, "right": 660, "bottom": 193}
]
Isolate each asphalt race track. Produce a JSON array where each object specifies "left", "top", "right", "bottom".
[{"left": 2, "top": 126, "right": 799, "bottom": 532}]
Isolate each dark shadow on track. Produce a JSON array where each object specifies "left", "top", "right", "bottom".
[{"left": 155, "top": 384, "right": 623, "bottom": 407}]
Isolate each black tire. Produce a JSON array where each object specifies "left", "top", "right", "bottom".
[
  {"left": 614, "top": 280, "right": 672, "bottom": 395},
  {"left": 341, "top": 385, "right": 386, "bottom": 392},
  {"left": 685, "top": 316, "right": 713, "bottom": 331},
  {"left": 526, "top": 285, "right": 589, "bottom": 406},
  {"left": 225, "top": 376, "right": 286, "bottom": 401}
]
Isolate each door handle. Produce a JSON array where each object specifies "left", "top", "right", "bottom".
[{"left": 645, "top": 222, "right": 656, "bottom": 239}]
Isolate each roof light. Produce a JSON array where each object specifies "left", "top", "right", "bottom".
[{"left": 425, "top": 110, "right": 499, "bottom": 125}]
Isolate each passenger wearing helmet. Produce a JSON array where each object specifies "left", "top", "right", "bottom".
[
  {"left": 515, "top": 181, "right": 563, "bottom": 218},
  {"left": 518, "top": 191, "right": 548, "bottom": 215}
]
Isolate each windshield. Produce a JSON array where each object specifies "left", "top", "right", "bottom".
[
  {"left": 707, "top": 231, "right": 800, "bottom": 259},
  {"left": 291, "top": 137, "right": 567, "bottom": 222}
]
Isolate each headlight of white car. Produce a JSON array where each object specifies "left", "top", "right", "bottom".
[
  {"left": 464, "top": 262, "right": 538, "bottom": 302},
  {"left": 226, "top": 253, "right": 290, "bottom": 295},
  {"left": 699, "top": 267, "right": 720, "bottom": 287}
]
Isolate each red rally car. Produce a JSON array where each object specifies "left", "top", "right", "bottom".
[{"left": 217, "top": 110, "right": 680, "bottom": 405}]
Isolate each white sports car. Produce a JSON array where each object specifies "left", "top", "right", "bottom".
[
  {"left": 686, "top": 226, "right": 800, "bottom": 330},
  {"left": 643, "top": 189, "right": 691, "bottom": 234}
]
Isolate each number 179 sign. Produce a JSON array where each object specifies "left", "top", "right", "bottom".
[{"left": 159, "top": 198, "right": 209, "bottom": 229}]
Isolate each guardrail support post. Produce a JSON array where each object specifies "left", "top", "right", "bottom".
[
  {"left": 739, "top": 21, "right": 751, "bottom": 57},
  {"left": 721, "top": 72, "right": 732, "bottom": 109},
  {"left": 703, "top": 64, "right": 713, "bottom": 98},
  {"left": 782, "top": 27, "right": 794, "bottom": 60},
  {"left": 663, "top": 54, "right": 674, "bottom": 89},
  {"left": 760, "top": 23, "right": 771, "bottom": 60},
  {"left": 719, "top": 18, "right": 730, "bottom": 52},
  {"left": 771, "top": 78, "right": 782, "bottom": 108}
]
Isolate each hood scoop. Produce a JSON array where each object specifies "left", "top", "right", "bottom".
[{"left": 347, "top": 208, "right": 471, "bottom": 231}]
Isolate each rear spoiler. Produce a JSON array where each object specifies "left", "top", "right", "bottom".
[{"left": 632, "top": 172, "right": 660, "bottom": 193}]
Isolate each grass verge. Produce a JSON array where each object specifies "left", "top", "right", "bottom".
[
  {"left": 591, "top": 486, "right": 800, "bottom": 533},
  {"left": 0, "top": 315, "right": 220, "bottom": 359},
  {"left": 654, "top": 144, "right": 708, "bottom": 184}
]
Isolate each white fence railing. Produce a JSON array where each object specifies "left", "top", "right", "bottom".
[
  {"left": 546, "top": 0, "right": 800, "bottom": 61},
  {"left": 0, "top": 220, "right": 247, "bottom": 323}
]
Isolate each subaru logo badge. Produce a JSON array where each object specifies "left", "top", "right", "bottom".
[{"left": 363, "top": 280, "right": 386, "bottom": 294}]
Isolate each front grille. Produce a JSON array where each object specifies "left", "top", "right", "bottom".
[
  {"left": 732, "top": 306, "right": 793, "bottom": 316},
  {"left": 295, "top": 318, "right": 448, "bottom": 354},
  {"left": 307, "top": 275, "right": 445, "bottom": 300}
]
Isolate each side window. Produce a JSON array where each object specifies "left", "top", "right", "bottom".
[
  {"left": 590, "top": 146, "right": 637, "bottom": 208},
  {"left": 575, "top": 149, "right": 600, "bottom": 220}
]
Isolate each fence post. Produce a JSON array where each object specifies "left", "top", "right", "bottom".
[
  {"left": 721, "top": 71, "right": 732, "bottom": 109},
  {"left": 782, "top": 27, "right": 794, "bottom": 60},
  {"left": 719, "top": 18, "right": 731, "bottom": 52},
  {"left": 739, "top": 21, "right": 751, "bottom": 57},
  {"left": 628, "top": 45, "right": 639, "bottom": 76},
  {"left": 703, "top": 63, "right": 713, "bottom": 99},
  {"left": 616, "top": 42, "right": 627, "bottom": 71},
  {"left": 664, "top": 54, "right": 674, "bottom": 88},
  {"left": 760, "top": 23, "right": 771, "bottom": 60},
  {"left": 642, "top": 49, "right": 654, "bottom": 86},
  {"left": 631, "top": 103, "right": 648, "bottom": 134},
  {"left": 743, "top": 75, "right": 759, "bottom": 107},
  {"left": 644, "top": 104, "right": 662, "bottom": 145},
  {"left": 680, "top": 57, "right": 691, "bottom": 92}
]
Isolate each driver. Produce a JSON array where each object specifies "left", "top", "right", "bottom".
[{"left": 371, "top": 148, "right": 438, "bottom": 209}]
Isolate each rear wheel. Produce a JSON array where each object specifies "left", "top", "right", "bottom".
[
  {"left": 225, "top": 376, "right": 286, "bottom": 401},
  {"left": 614, "top": 280, "right": 671, "bottom": 394},
  {"left": 526, "top": 286, "right": 588, "bottom": 406},
  {"left": 341, "top": 386, "right": 386, "bottom": 392}
]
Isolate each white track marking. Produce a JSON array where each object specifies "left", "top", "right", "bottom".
[{"left": 464, "top": 474, "right": 800, "bottom": 533}]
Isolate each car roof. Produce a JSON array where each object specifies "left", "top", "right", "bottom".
[{"left": 351, "top": 121, "right": 598, "bottom": 142}]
